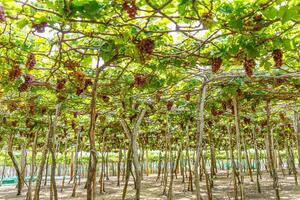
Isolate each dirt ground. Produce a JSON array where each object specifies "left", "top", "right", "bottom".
[{"left": 0, "top": 171, "right": 300, "bottom": 200}]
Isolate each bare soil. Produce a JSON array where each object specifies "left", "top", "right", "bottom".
[{"left": 0, "top": 172, "right": 300, "bottom": 200}]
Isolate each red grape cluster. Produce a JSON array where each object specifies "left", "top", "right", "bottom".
[
  {"left": 71, "top": 120, "right": 76, "bottom": 129},
  {"left": 8, "top": 101, "right": 18, "bottom": 112},
  {"left": 243, "top": 117, "right": 251, "bottom": 124},
  {"left": 275, "top": 77, "right": 285, "bottom": 86},
  {"left": 155, "top": 90, "right": 162, "bottom": 102},
  {"left": 166, "top": 101, "right": 173, "bottom": 111},
  {"left": 72, "top": 71, "right": 86, "bottom": 83},
  {"left": 137, "top": 38, "right": 154, "bottom": 55},
  {"left": 32, "top": 22, "right": 48, "bottom": 33},
  {"left": 57, "top": 95, "right": 66, "bottom": 102},
  {"left": 73, "top": 111, "right": 78, "bottom": 118},
  {"left": 70, "top": 70, "right": 92, "bottom": 96},
  {"left": 26, "top": 53, "right": 36, "bottom": 70},
  {"left": 279, "top": 112, "right": 285, "bottom": 121},
  {"left": 243, "top": 58, "right": 255, "bottom": 77},
  {"left": 203, "top": 12, "right": 212, "bottom": 19},
  {"left": 134, "top": 74, "right": 146, "bottom": 87},
  {"left": 84, "top": 78, "right": 92, "bottom": 89},
  {"left": 11, "top": 120, "right": 17, "bottom": 127},
  {"left": 211, "top": 108, "right": 224, "bottom": 116},
  {"left": 18, "top": 74, "right": 35, "bottom": 92},
  {"left": 64, "top": 59, "right": 80, "bottom": 70},
  {"left": 9, "top": 63, "right": 22, "bottom": 81},
  {"left": 211, "top": 57, "right": 222, "bottom": 73},
  {"left": 24, "top": 74, "right": 35, "bottom": 84},
  {"left": 236, "top": 88, "right": 243, "bottom": 97},
  {"left": 272, "top": 49, "right": 283, "bottom": 68},
  {"left": 28, "top": 102, "right": 35, "bottom": 115},
  {"left": 201, "top": 12, "right": 213, "bottom": 28},
  {"left": 221, "top": 101, "right": 227, "bottom": 110},
  {"left": 122, "top": 0, "right": 137, "bottom": 19},
  {"left": 76, "top": 87, "right": 84, "bottom": 96},
  {"left": 211, "top": 108, "right": 218, "bottom": 116},
  {"left": 25, "top": 118, "right": 34, "bottom": 128},
  {"left": 185, "top": 93, "right": 191, "bottom": 101},
  {"left": 18, "top": 83, "right": 29, "bottom": 92},
  {"left": 101, "top": 95, "right": 110, "bottom": 102},
  {"left": 0, "top": 6, "right": 6, "bottom": 23},
  {"left": 40, "top": 106, "right": 47, "bottom": 115},
  {"left": 253, "top": 14, "right": 262, "bottom": 22},
  {"left": 56, "top": 79, "right": 67, "bottom": 91}
]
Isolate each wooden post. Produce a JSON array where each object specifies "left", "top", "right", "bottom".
[
  {"left": 194, "top": 82, "right": 207, "bottom": 200},
  {"left": 265, "top": 100, "right": 280, "bottom": 200},
  {"left": 233, "top": 96, "right": 245, "bottom": 200},
  {"left": 293, "top": 111, "right": 300, "bottom": 168}
]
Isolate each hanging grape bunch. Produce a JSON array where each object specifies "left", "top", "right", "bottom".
[
  {"left": 253, "top": 14, "right": 263, "bottom": 22},
  {"left": 57, "top": 94, "right": 66, "bottom": 102},
  {"left": 243, "top": 58, "right": 255, "bottom": 77},
  {"left": 272, "top": 49, "right": 283, "bottom": 68},
  {"left": 185, "top": 93, "right": 191, "bottom": 101},
  {"left": 274, "top": 77, "right": 286, "bottom": 86},
  {"left": 18, "top": 83, "right": 29, "bottom": 92},
  {"left": 101, "top": 95, "right": 110, "bottom": 103},
  {"left": 155, "top": 90, "right": 162, "bottom": 102},
  {"left": 166, "top": 101, "right": 173, "bottom": 111},
  {"left": 83, "top": 78, "right": 92, "bottom": 90},
  {"left": 72, "top": 71, "right": 86, "bottom": 83},
  {"left": 211, "top": 57, "right": 222, "bottom": 73},
  {"left": 211, "top": 108, "right": 218, "bottom": 116},
  {"left": 243, "top": 117, "right": 251, "bottom": 125},
  {"left": 0, "top": 6, "right": 6, "bottom": 23},
  {"left": 11, "top": 120, "right": 17, "bottom": 127},
  {"left": 76, "top": 87, "right": 84, "bottom": 96},
  {"left": 18, "top": 74, "right": 35, "bottom": 92},
  {"left": 28, "top": 102, "right": 35, "bottom": 115},
  {"left": 8, "top": 101, "right": 18, "bottom": 112},
  {"left": 279, "top": 112, "right": 285, "bottom": 121},
  {"left": 202, "top": 12, "right": 213, "bottom": 29},
  {"left": 40, "top": 106, "right": 47, "bottom": 115},
  {"left": 211, "top": 107, "right": 224, "bottom": 116},
  {"left": 64, "top": 59, "right": 80, "bottom": 70},
  {"left": 236, "top": 88, "right": 243, "bottom": 97},
  {"left": 71, "top": 120, "right": 76, "bottom": 129},
  {"left": 122, "top": 0, "right": 137, "bottom": 19},
  {"left": 25, "top": 118, "right": 34, "bottom": 128},
  {"left": 73, "top": 111, "right": 78, "bottom": 118},
  {"left": 56, "top": 79, "right": 67, "bottom": 91},
  {"left": 9, "top": 63, "right": 22, "bottom": 81},
  {"left": 71, "top": 71, "right": 91, "bottom": 96},
  {"left": 32, "top": 22, "right": 48, "bottom": 33},
  {"left": 24, "top": 74, "right": 35, "bottom": 84},
  {"left": 252, "top": 14, "right": 263, "bottom": 31},
  {"left": 137, "top": 38, "right": 155, "bottom": 55},
  {"left": 26, "top": 53, "right": 36, "bottom": 70},
  {"left": 134, "top": 74, "right": 146, "bottom": 88}
]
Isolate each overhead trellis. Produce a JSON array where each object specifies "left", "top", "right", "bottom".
[{"left": 0, "top": 0, "right": 299, "bottom": 200}]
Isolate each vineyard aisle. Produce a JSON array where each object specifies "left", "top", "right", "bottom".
[{"left": 0, "top": 0, "right": 299, "bottom": 200}]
